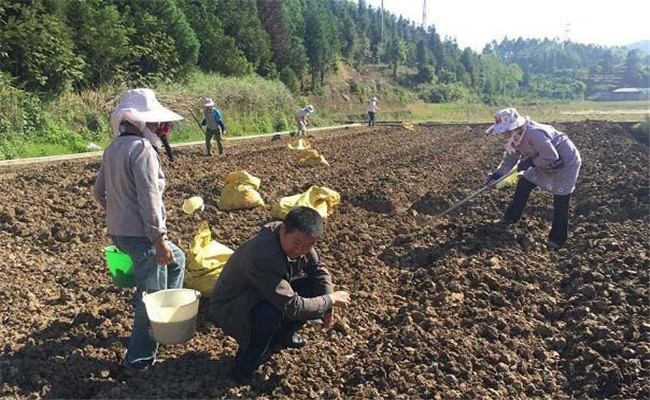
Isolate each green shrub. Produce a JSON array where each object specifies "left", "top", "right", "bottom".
[{"left": 631, "top": 117, "right": 650, "bottom": 146}]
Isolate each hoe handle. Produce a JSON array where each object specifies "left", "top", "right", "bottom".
[{"left": 433, "top": 169, "right": 518, "bottom": 220}]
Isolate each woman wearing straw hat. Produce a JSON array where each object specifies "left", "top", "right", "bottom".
[
  {"left": 485, "top": 107, "right": 581, "bottom": 250},
  {"left": 94, "top": 88, "right": 186, "bottom": 372}
]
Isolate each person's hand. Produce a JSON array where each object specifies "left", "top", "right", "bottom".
[
  {"left": 330, "top": 291, "right": 351, "bottom": 309},
  {"left": 154, "top": 235, "right": 175, "bottom": 266},
  {"left": 485, "top": 171, "right": 503, "bottom": 185},
  {"left": 322, "top": 309, "right": 335, "bottom": 329},
  {"left": 518, "top": 157, "right": 534, "bottom": 171}
]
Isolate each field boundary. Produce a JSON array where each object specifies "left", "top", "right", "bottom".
[{"left": 0, "top": 123, "right": 363, "bottom": 172}]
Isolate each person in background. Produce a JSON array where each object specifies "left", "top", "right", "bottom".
[
  {"left": 158, "top": 122, "right": 174, "bottom": 162},
  {"left": 295, "top": 105, "right": 314, "bottom": 136},
  {"left": 210, "top": 207, "right": 351, "bottom": 383},
  {"left": 485, "top": 107, "right": 582, "bottom": 250},
  {"left": 201, "top": 98, "right": 227, "bottom": 156},
  {"left": 94, "top": 88, "right": 186, "bottom": 373},
  {"left": 367, "top": 96, "right": 379, "bottom": 127}
]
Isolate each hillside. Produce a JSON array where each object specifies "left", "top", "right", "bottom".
[{"left": 627, "top": 40, "right": 650, "bottom": 56}]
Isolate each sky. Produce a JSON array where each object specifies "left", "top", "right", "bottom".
[{"left": 366, "top": 0, "right": 650, "bottom": 52}]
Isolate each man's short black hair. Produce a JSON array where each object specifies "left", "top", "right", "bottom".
[{"left": 283, "top": 206, "right": 324, "bottom": 238}]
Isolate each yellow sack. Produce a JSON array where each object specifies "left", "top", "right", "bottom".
[
  {"left": 297, "top": 149, "right": 330, "bottom": 167},
  {"left": 495, "top": 169, "right": 520, "bottom": 189},
  {"left": 224, "top": 170, "right": 261, "bottom": 189},
  {"left": 288, "top": 138, "right": 311, "bottom": 150},
  {"left": 271, "top": 186, "right": 340, "bottom": 219},
  {"left": 184, "top": 227, "right": 234, "bottom": 297},
  {"left": 217, "top": 170, "right": 265, "bottom": 210}
]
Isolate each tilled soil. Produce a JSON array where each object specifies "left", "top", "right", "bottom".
[{"left": 0, "top": 121, "right": 648, "bottom": 399}]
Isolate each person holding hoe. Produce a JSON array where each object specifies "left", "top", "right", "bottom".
[
  {"left": 295, "top": 104, "right": 314, "bottom": 136},
  {"left": 201, "top": 98, "right": 227, "bottom": 156},
  {"left": 210, "top": 206, "right": 351, "bottom": 382},
  {"left": 94, "top": 88, "right": 186, "bottom": 372},
  {"left": 485, "top": 107, "right": 581, "bottom": 250}
]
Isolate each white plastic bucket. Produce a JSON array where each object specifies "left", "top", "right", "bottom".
[{"left": 142, "top": 289, "right": 201, "bottom": 345}]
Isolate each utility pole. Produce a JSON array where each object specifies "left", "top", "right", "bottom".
[
  {"left": 422, "top": 0, "right": 427, "bottom": 29},
  {"left": 564, "top": 22, "right": 571, "bottom": 42}
]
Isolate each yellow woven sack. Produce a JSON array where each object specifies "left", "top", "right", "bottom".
[
  {"left": 217, "top": 170, "right": 265, "bottom": 210},
  {"left": 271, "top": 186, "right": 340, "bottom": 219},
  {"left": 224, "top": 170, "right": 261, "bottom": 189},
  {"left": 184, "top": 226, "right": 234, "bottom": 297},
  {"left": 297, "top": 149, "right": 330, "bottom": 167},
  {"left": 288, "top": 138, "right": 311, "bottom": 150}
]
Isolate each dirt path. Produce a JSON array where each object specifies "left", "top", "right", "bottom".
[{"left": 0, "top": 122, "right": 647, "bottom": 399}]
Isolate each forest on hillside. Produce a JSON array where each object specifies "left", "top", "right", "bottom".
[{"left": 1, "top": 0, "right": 649, "bottom": 104}]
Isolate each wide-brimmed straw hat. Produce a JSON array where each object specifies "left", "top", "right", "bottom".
[
  {"left": 113, "top": 88, "right": 183, "bottom": 123},
  {"left": 485, "top": 107, "right": 526, "bottom": 135},
  {"left": 203, "top": 98, "right": 215, "bottom": 107},
  {"left": 306, "top": 105, "right": 314, "bottom": 112}
]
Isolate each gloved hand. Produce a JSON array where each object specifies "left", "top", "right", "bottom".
[
  {"left": 486, "top": 171, "right": 503, "bottom": 185},
  {"left": 518, "top": 157, "right": 535, "bottom": 171}
]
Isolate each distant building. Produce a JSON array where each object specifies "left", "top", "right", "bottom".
[{"left": 598, "top": 87, "right": 650, "bottom": 101}]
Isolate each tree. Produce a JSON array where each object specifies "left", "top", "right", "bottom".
[
  {"left": 219, "top": 0, "right": 272, "bottom": 75},
  {"left": 178, "top": 0, "right": 252, "bottom": 76},
  {"left": 63, "top": 0, "right": 131, "bottom": 87},
  {"left": 0, "top": 1, "right": 83, "bottom": 95},
  {"left": 600, "top": 49, "right": 614, "bottom": 75},
  {"left": 111, "top": 0, "right": 199, "bottom": 83},
  {"left": 624, "top": 50, "right": 643, "bottom": 87},
  {"left": 386, "top": 35, "right": 406, "bottom": 78},
  {"left": 304, "top": 0, "right": 339, "bottom": 87}
]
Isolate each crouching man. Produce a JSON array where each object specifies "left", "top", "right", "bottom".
[{"left": 210, "top": 206, "right": 351, "bottom": 382}]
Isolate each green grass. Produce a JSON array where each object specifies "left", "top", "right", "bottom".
[
  {"left": 19, "top": 141, "right": 84, "bottom": 158},
  {"left": 398, "top": 101, "right": 650, "bottom": 124}
]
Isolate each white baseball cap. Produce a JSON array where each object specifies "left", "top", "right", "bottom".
[
  {"left": 485, "top": 107, "right": 526, "bottom": 135},
  {"left": 203, "top": 98, "right": 215, "bottom": 107}
]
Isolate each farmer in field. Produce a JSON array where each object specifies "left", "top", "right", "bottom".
[
  {"left": 295, "top": 104, "right": 314, "bottom": 136},
  {"left": 94, "top": 88, "right": 186, "bottom": 373},
  {"left": 210, "top": 206, "right": 351, "bottom": 383},
  {"left": 157, "top": 122, "right": 174, "bottom": 162},
  {"left": 202, "top": 98, "right": 227, "bottom": 156},
  {"left": 486, "top": 107, "right": 582, "bottom": 250},
  {"left": 367, "top": 96, "right": 379, "bottom": 127}
]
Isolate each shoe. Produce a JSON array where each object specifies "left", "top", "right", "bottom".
[
  {"left": 282, "top": 333, "right": 307, "bottom": 349},
  {"left": 122, "top": 359, "right": 153, "bottom": 377},
  {"left": 547, "top": 240, "right": 563, "bottom": 250}
]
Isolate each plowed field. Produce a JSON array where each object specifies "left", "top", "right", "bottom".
[{"left": 1, "top": 121, "right": 648, "bottom": 399}]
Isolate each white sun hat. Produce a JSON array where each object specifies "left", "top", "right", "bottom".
[
  {"left": 372, "top": 96, "right": 378, "bottom": 102},
  {"left": 485, "top": 107, "right": 527, "bottom": 135},
  {"left": 114, "top": 88, "right": 183, "bottom": 124},
  {"left": 203, "top": 98, "right": 215, "bottom": 107}
]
